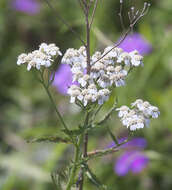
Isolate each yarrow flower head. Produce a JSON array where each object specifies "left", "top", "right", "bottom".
[
  {"left": 62, "top": 46, "right": 144, "bottom": 106},
  {"left": 17, "top": 43, "right": 62, "bottom": 71},
  {"left": 116, "top": 99, "right": 160, "bottom": 131}
]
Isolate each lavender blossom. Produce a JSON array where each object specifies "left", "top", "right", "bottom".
[
  {"left": 52, "top": 64, "right": 76, "bottom": 95},
  {"left": 119, "top": 33, "right": 152, "bottom": 55},
  {"left": 109, "top": 137, "right": 149, "bottom": 176},
  {"left": 11, "top": 0, "right": 40, "bottom": 15},
  {"left": 114, "top": 150, "right": 149, "bottom": 176},
  {"left": 108, "top": 137, "right": 147, "bottom": 149}
]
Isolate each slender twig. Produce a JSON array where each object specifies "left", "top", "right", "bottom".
[
  {"left": 118, "top": 0, "right": 125, "bottom": 31},
  {"left": 131, "top": 6, "right": 135, "bottom": 21},
  {"left": 77, "top": 0, "right": 87, "bottom": 15},
  {"left": 43, "top": 0, "right": 86, "bottom": 46},
  {"left": 39, "top": 70, "right": 69, "bottom": 133},
  {"left": 88, "top": 0, "right": 93, "bottom": 9},
  {"left": 130, "top": 2, "right": 150, "bottom": 27},
  {"left": 85, "top": 2, "right": 91, "bottom": 74},
  {"left": 86, "top": 140, "right": 128, "bottom": 161},
  {"left": 78, "top": 1, "right": 92, "bottom": 189},
  {"left": 93, "top": 2, "right": 150, "bottom": 65},
  {"left": 89, "top": 0, "right": 99, "bottom": 29},
  {"left": 93, "top": 27, "right": 131, "bottom": 64},
  {"left": 82, "top": 0, "right": 88, "bottom": 8}
]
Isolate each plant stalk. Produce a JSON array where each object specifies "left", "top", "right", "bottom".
[
  {"left": 66, "top": 139, "right": 82, "bottom": 190},
  {"left": 40, "top": 74, "right": 69, "bottom": 132}
]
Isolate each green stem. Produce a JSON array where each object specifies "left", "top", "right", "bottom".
[
  {"left": 66, "top": 136, "right": 82, "bottom": 190},
  {"left": 39, "top": 71, "right": 69, "bottom": 132},
  {"left": 79, "top": 111, "right": 90, "bottom": 190},
  {"left": 44, "top": 84, "right": 69, "bottom": 132}
]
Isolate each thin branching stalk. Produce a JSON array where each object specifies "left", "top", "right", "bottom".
[
  {"left": 118, "top": 0, "right": 125, "bottom": 31},
  {"left": 77, "top": 0, "right": 87, "bottom": 15},
  {"left": 93, "top": 2, "right": 150, "bottom": 65},
  {"left": 77, "top": 1, "right": 92, "bottom": 189},
  {"left": 85, "top": 2, "right": 91, "bottom": 74},
  {"left": 86, "top": 140, "right": 128, "bottom": 161},
  {"left": 39, "top": 71, "right": 69, "bottom": 133},
  {"left": 89, "top": 0, "right": 99, "bottom": 29},
  {"left": 43, "top": 0, "right": 86, "bottom": 46}
]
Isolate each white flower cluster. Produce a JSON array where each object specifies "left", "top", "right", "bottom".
[
  {"left": 116, "top": 99, "right": 160, "bottom": 131},
  {"left": 62, "top": 46, "right": 143, "bottom": 106},
  {"left": 17, "top": 43, "right": 62, "bottom": 71}
]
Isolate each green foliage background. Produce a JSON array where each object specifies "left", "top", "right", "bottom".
[{"left": 0, "top": 0, "right": 172, "bottom": 189}]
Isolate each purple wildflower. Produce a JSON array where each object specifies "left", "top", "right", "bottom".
[
  {"left": 11, "top": 0, "right": 40, "bottom": 15},
  {"left": 119, "top": 33, "right": 152, "bottom": 55},
  {"left": 53, "top": 64, "right": 76, "bottom": 95},
  {"left": 124, "top": 137, "right": 147, "bottom": 149},
  {"left": 108, "top": 137, "right": 149, "bottom": 176},
  {"left": 114, "top": 150, "right": 149, "bottom": 176},
  {"left": 108, "top": 137, "right": 147, "bottom": 149}
]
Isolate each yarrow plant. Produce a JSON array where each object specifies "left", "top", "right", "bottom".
[{"left": 16, "top": 0, "right": 159, "bottom": 189}]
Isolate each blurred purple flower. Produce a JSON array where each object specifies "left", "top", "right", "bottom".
[
  {"left": 108, "top": 137, "right": 149, "bottom": 176},
  {"left": 53, "top": 64, "right": 76, "bottom": 95},
  {"left": 114, "top": 150, "right": 149, "bottom": 176},
  {"left": 119, "top": 33, "right": 152, "bottom": 55},
  {"left": 11, "top": 0, "right": 40, "bottom": 15},
  {"left": 108, "top": 137, "right": 147, "bottom": 149}
]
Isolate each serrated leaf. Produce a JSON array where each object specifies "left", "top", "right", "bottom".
[
  {"left": 27, "top": 136, "right": 72, "bottom": 144},
  {"left": 62, "top": 128, "right": 84, "bottom": 136}
]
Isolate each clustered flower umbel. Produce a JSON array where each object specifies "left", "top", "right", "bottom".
[
  {"left": 17, "top": 43, "right": 62, "bottom": 71},
  {"left": 16, "top": 44, "right": 160, "bottom": 130},
  {"left": 116, "top": 99, "right": 160, "bottom": 131},
  {"left": 62, "top": 46, "right": 143, "bottom": 106}
]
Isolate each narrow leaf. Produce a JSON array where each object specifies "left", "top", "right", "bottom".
[
  {"left": 27, "top": 136, "right": 72, "bottom": 144},
  {"left": 107, "top": 126, "right": 119, "bottom": 146},
  {"left": 62, "top": 128, "right": 84, "bottom": 136},
  {"left": 85, "top": 165, "right": 107, "bottom": 190}
]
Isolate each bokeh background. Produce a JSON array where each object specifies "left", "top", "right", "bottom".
[{"left": 0, "top": 0, "right": 172, "bottom": 189}]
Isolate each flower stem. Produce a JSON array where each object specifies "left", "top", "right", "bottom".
[
  {"left": 40, "top": 71, "right": 69, "bottom": 132},
  {"left": 66, "top": 137, "right": 82, "bottom": 190}
]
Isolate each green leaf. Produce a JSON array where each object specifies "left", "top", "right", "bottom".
[
  {"left": 51, "top": 170, "right": 68, "bottom": 190},
  {"left": 85, "top": 164, "right": 107, "bottom": 190},
  {"left": 107, "top": 126, "right": 119, "bottom": 146},
  {"left": 27, "top": 135, "right": 72, "bottom": 144},
  {"left": 62, "top": 128, "right": 84, "bottom": 136}
]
